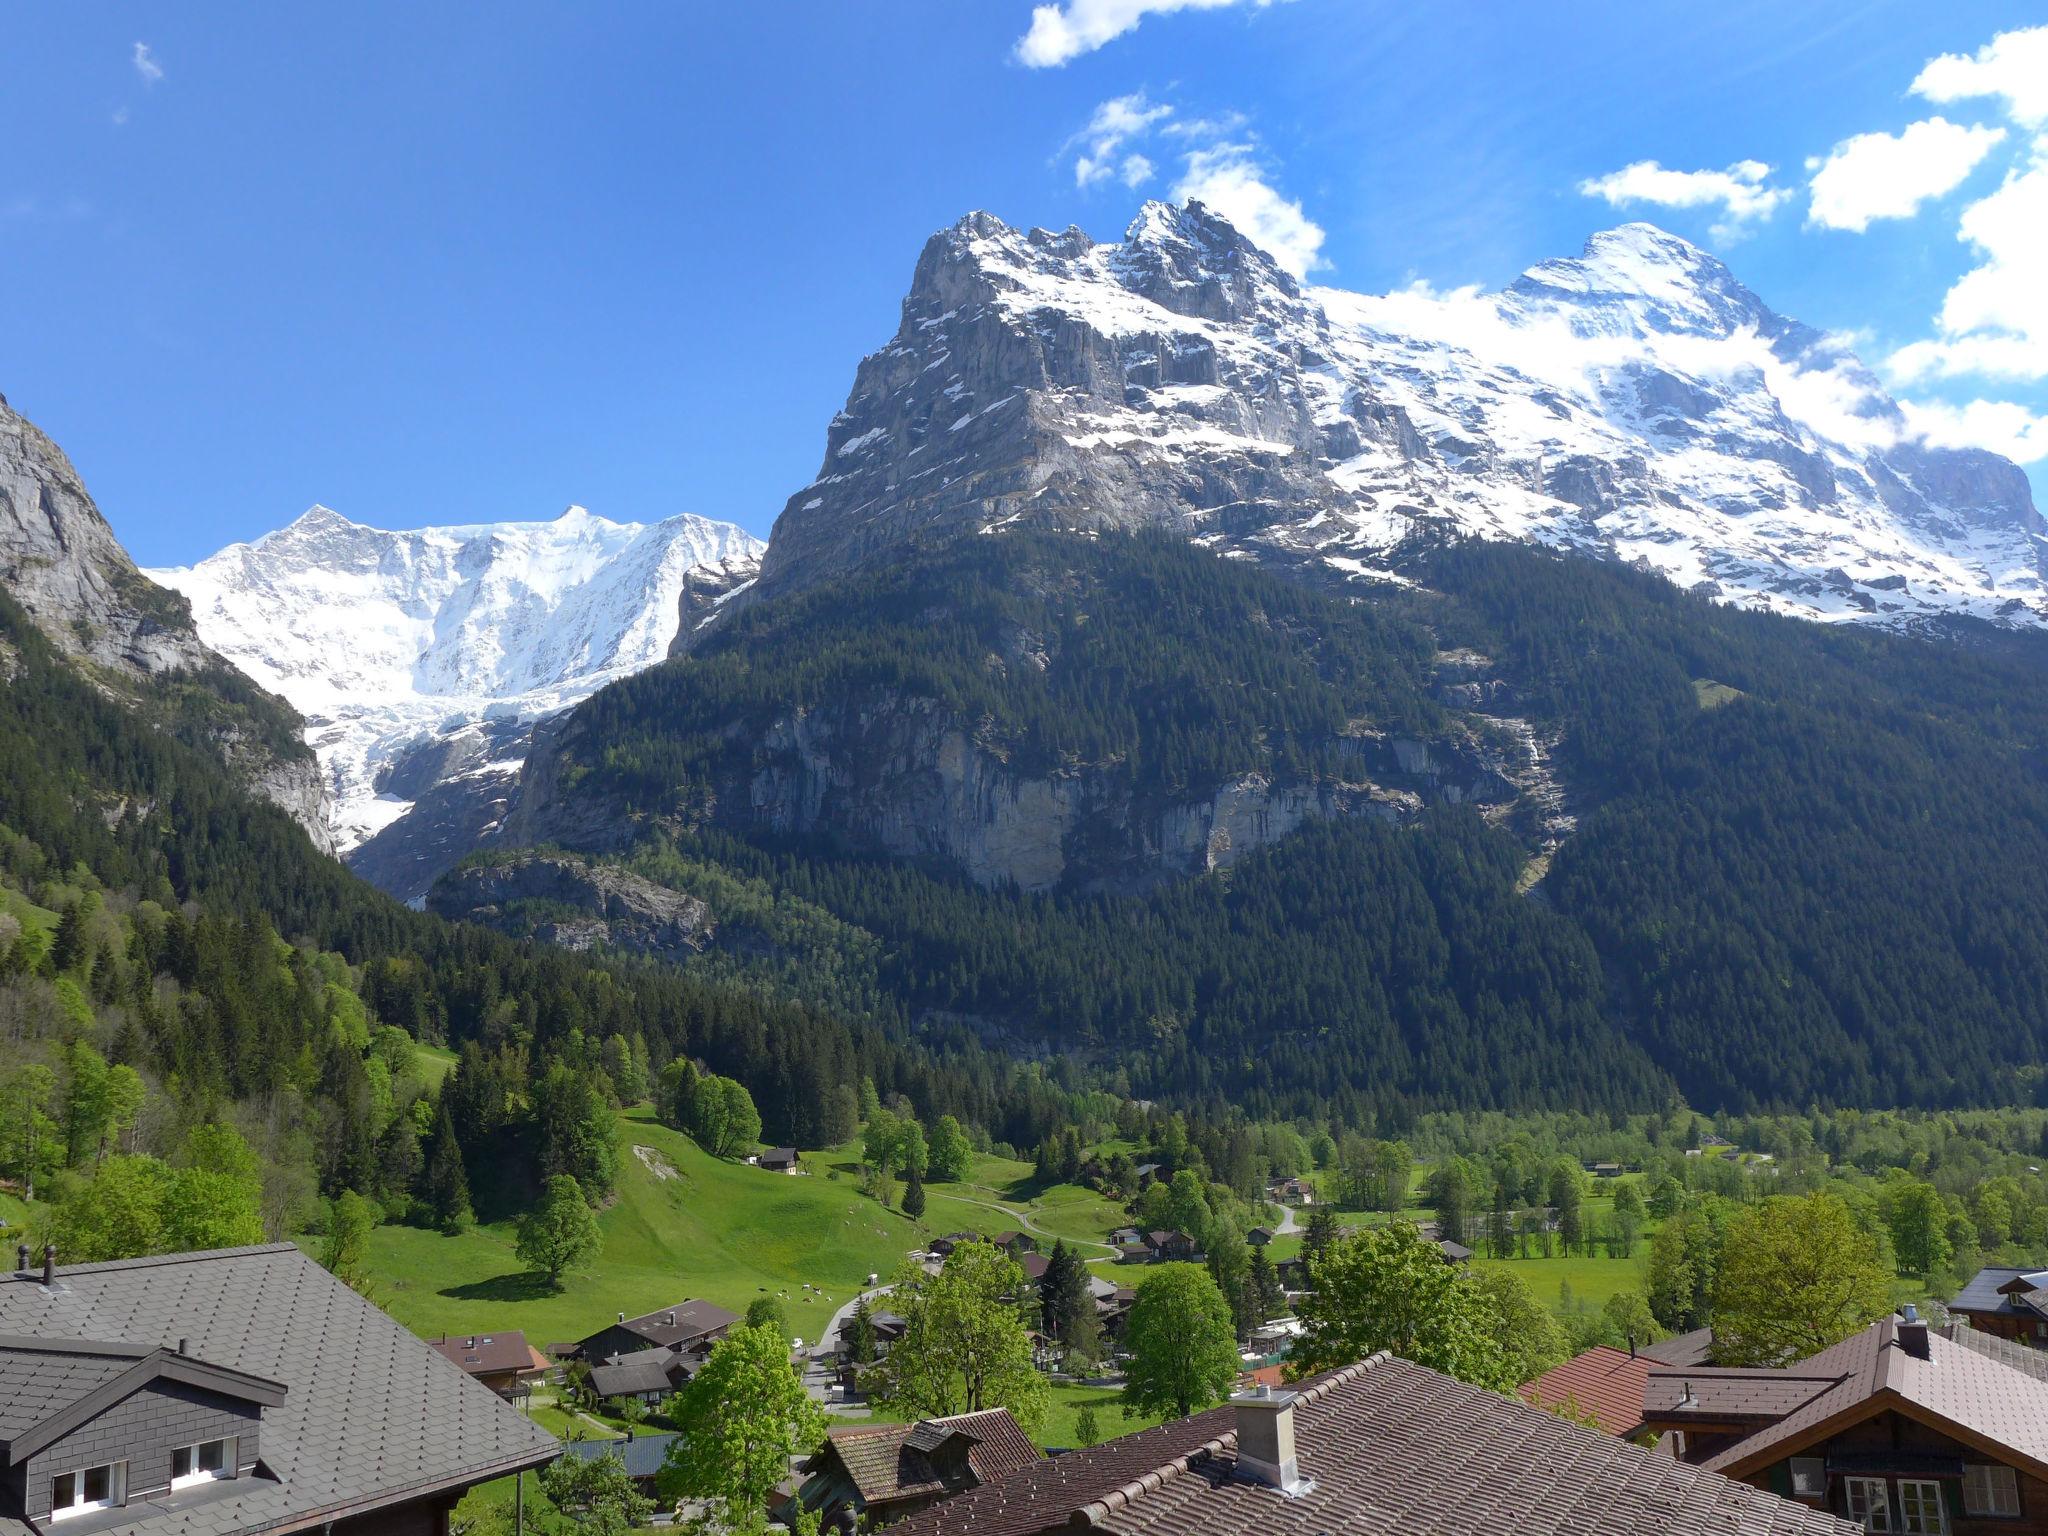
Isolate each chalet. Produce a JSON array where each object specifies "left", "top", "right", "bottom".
[
  {"left": 430, "top": 1329, "right": 549, "bottom": 1400},
  {"left": 587, "top": 1345, "right": 699, "bottom": 1407},
  {"left": 989, "top": 1232, "right": 1038, "bottom": 1257},
  {"left": 1520, "top": 1345, "right": 1652, "bottom": 1438},
  {"left": 1109, "top": 1226, "right": 1144, "bottom": 1248},
  {"left": 559, "top": 1431, "right": 678, "bottom": 1498},
  {"left": 1133, "top": 1164, "right": 1163, "bottom": 1189},
  {"left": 928, "top": 1232, "right": 978, "bottom": 1258},
  {"left": 1585, "top": 1162, "right": 1624, "bottom": 1179},
  {"left": 0, "top": 1243, "right": 555, "bottom": 1535},
  {"left": 1246, "top": 1227, "right": 1276, "bottom": 1247},
  {"left": 1145, "top": 1230, "right": 1200, "bottom": 1262},
  {"left": 1436, "top": 1239, "right": 1474, "bottom": 1265},
  {"left": 1095, "top": 1287, "right": 1137, "bottom": 1341},
  {"left": 1643, "top": 1309, "right": 2048, "bottom": 1532},
  {"left": 793, "top": 1409, "right": 1041, "bottom": 1530},
  {"left": 1269, "top": 1177, "right": 1316, "bottom": 1206},
  {"left": 1115, "top": 1242, "right": 1151, "bottom": 1265},
  {"left": 1017, "top": 1253, "right": 1052, "bottom": 1285},
  {"left": 760, "top": 1147, "right": 801, "bottom": 1174},
  {"left": 573, "top": 1299, "right": 741, "bottom": 1364},
  {"left": 883, "top": 1356, "right": 1853, "bottom": 1536},
  {"left": 1950, "top": 1266, "right": 2048, "bottom": 1346}
]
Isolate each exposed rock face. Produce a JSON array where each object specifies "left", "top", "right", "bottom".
[
  {"left": 428, "top": 852, "right": 713, "bottom": 960},
  {"left": 734, "top": 204, "right": 2046, "bottom": 633},
  {"left": 0, "top": 395, "right": 334, "bottom": 849},
  {"left": 507, "top": 688, "right": 1520, "bottom": 895}
]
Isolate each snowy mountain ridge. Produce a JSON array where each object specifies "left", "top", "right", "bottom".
[
  {"left": 746, "top": 203, "right": 2045, "bottom": 630},
  {"left": 150, "top": 504, "right": 762, "bottom": 874}
]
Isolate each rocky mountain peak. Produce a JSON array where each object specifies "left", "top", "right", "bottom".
[
  {"left": 1111, "top": 198, "right": 1303, "bottom": 322},
  {"left": 1509, "top": 221, "right": 1771, "bottom": 338}
]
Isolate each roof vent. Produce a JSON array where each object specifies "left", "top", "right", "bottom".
[
  {"left": 14, "top": 1244, "right": 26, "bottom": 1274},
  {"left": 1900, "top": 1304, "right": 1930, "bottom": 1360},
  {"left": 618, "top": 1313, "right": 626, "bottom": 1324},
  {"left": 177, "top": 1339, "right": 188, "bottom": 1356},
  {"left": 665, "top": 1312, "right": 676, "bottom": 1326},
  {"left": 1678, "top": 1379, "right": 1699, "bottom": 1410},
  {"left": 41, "top": 1245, "right": 54, "bottom": 1287},
  {"left": 1231, "top": 1385, "right": 1315, "bottom": 1497}
]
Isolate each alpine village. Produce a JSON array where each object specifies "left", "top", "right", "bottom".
[{"left": 5, "top": 6, "right": 2048, "bottom": 1535}]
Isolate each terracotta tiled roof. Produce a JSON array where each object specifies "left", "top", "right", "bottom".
[
  {"left": 1703, "top": 1317, "right": 2048, "bottom": 1480},
  {"left": 1520, "top": 1345, "right": 1652, "bottom": 1437},
  {"left": 888, "top": 1356, "right": 1856, "bottom": 1536}
]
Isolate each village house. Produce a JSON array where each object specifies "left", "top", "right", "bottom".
[
  {"left": 0, "top": 1243, "right": 555, "bottom": 1535},
  {"left": 429, "top": 1329, "right": 550, "bottom": 1400},
  {"left": 1269, "top": 1177, "right": 1316, "bottom": 1206},
  {"left": 572, "top": 1299, "right": 741, "bottom": 1365},
  {"left": 558, "top": 1431, "right": 678, "bottom": 1501},
  {"left": 1950, "top": 1266, "right": 2048, "bottom": 1346},
  {"left": 884, "top": 1355, "right": 1854, "bottom": 1536},
  {"left": 759, "top": 1147, "right": 801, "bottom": 1174},
  {"left": 586, "top": 1346, "right": 699, "bottom": 1408},
  {"left": 1143, "top": 1230, "right": 1200, "bottom": 1262},
  {"left": 791, "top": 1409, "right": 1040, "bottom": 1530},
  {"left": 1642, "top": 1309, "right": 2048, "bottom": 1532},
  {"left": 927, "top": 1232, "right": 978, "bottom": 1259},
  {"left": 988, "top": 1232, "right": 1038, "bottom": 1257}
]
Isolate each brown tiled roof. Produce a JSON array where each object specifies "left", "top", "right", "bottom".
[
  {"left": 1519, "top": 1345, "right": 1652, "bottom": 1437},
  {"left": 810, "top": 1408, "right": 1040, "bottom": 1509},
  {"left": 1644, "top": 1366, "right": 1843, "bottom": 1423},
  {"left": 1705, "top": 1317, "right": 2048, "bottom": 1481},
  {"left": 613, "top": 1298, "right": 741, "bottom": 1349},
  {"left": 432, "top": 1329, "right": 543, "bottom": 1378},
  {"left": 888, "top": 1357, "right": 1856, "bottom": 1536}
]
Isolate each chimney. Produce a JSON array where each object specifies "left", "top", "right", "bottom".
[
  {"left": 1678, "top": 1380, "right": 1699, "bottom": 1410},
  {"left": 41, "top": 1245, "right": 54, "bottom": 1286},
  {"left": 1231, "top": 1385, "right": 1314, "bottom": 1497},
  {"left": 617, "top": 1313, "right": 625, "bottom": 1324},
  {"left": 177, "top": 1339, "right": 188, "bottom": 1356},
  {"left": 14, "top": 1243, "right": 26, "bottom": 1274},
  {"left": 1626, "top": 1332, "right": 1636, "bottom": 1359},
  {"left": 1899, "top": 1304, "right": 1930, "bottom": 1360},
  {"left": 665, "top": 1312, "right": 675, "bottom": 1327}
]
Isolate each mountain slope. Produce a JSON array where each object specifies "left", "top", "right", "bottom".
[
  {"left": 0, "top": 392, "right": 331, "bottom": 847},
  {"left": 152, "top": 505, "right": 762, "bottom": 898},
  {"left": 744, "top": 204, "right": 2044, "bottom": 630}
]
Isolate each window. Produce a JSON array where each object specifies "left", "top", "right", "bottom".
[
  {"left": 1846, "top": 1477, "right": 1895, "bottom": 1532},
  {"left": 1790, "top": 1458, "right": 1828, "bottom": 1498},
  {"left": 1964, "top": 1463, "right": 2022, "bottom": 1518},
  {"left": 1898, "top": 1479, "right": 1948, "bottom": 1534},
  {"left": 170, "top": 1436, "right": 237, "bottom": 1489},
  {"left": 50, "top": 1460, "right": 126, "bottom": 1521}
]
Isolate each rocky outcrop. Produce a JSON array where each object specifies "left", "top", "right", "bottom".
[
  {"left": 505, "top": 688, "right": 1516, "bottom": 895},
  {"left": 428, "top": 852, "right": 713, "bottom": 959},
  {"left": 0, "top": 394, "right": 335, "bottom": 850}
]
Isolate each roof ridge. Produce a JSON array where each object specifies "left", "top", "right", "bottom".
[
  {"left": 1074, "top": 1355, "right": 1390, "bottom": 1525},
  {"left": 0, "top": 1242, "right": 299, "bottom": 1283}
]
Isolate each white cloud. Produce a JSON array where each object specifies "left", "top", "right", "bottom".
[
  {"left": 131, "top": 41, "right": 163, "bottom": 84},
  {"left": 1899, "top": 396, "right": 2048, "bottom": 464},
  {"left": 111, "top": 106, "right": 131, "bottom": 128},
  {"left": 1911, "top": 25, "right": 2048, "bottom": 129},
  {"left": 1890, "top": 137, "right": 2048, "bottom": 383},
  {"left": 1577, "top": 159, "right": 1792, "bottom": 242},
  {"left": 1016, "top": 0, "right": 1276, "bottom": 68},
  {"left": 1171, "top": 143, "right": 1326, "bottom": 277},
  {"left": 1071, "top": 92, "right": 1173, "bottom": 188},
  {"left": 1806, "top": 117, "right": 2007, "bottom": 232}
]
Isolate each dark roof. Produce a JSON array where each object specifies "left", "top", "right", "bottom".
[
  {"left": 598, "top": 1298, "right": 742, "bottom": 1350},
  {"left": 1644, "top": 1367, "right": 1843, "bottom": 1423},
  {"left": 0, "top": 1245, "right": 556, "bottom": 1536},
  {"left": 1702, "top": 1316, "right": 2048, "bottom": 1480},
  {"left": 1952, "top": 1265, "right": 2047, "bottom": 1318},
  {"left": 886, "top": 1357, "right": 1855, "bottom": 1536},
  {"left": 563, "top": 1433, "right": 678, "bottom": 1481},
  {"left": 1435, "top": 1240, "right": 1473, "bottom": 1263},
  {"left": 0, "top": 1336, "right": 287, "bottom": 1463},
  {"left": 431, "top": 1329, "right": 545, "bottom": 1378},
  {"left": 1519, "top": 1346, "right": 1650, "bottom": 1438},
  {"left": 806, "top": 1409, "right": 1040, "bottom": 1510},
  {"left": 589, "top": 1347, "right": 695, "bottom": 1399},
  {"left": 761, "top": 1147, "right": 799, "bottom": 1166},
  {"left": 1639, "top": 1327, "right": 1715, "bottom": 1367},
  {"left": 1019, "top": 1254, "right": 1051, "bottom": 1283}
]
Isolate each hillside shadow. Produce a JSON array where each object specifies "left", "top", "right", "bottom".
[{"left": 439, "top": 1270, "right": 558, "bottom": 1303}]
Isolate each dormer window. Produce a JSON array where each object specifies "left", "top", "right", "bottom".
[
  {"left": 50, "top": 1460, "right": 126, "bottom": 1521},
  {"left": 171, "top": 1436, "right": 238, "bottom": 1488}
]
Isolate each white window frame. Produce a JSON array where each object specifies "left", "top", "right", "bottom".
[
  {"left": 1789, "top": 1457, "right": 1827, "bottom": 1498},
  {"left": 1963, "top": 1463, "right": 2021, "bottom": 1518},
  {"left": 50, "top": 1459, "right": 127, "bottom": 1521},
  {"left": 1897, "top": 1478, "right": 1948, "bottom": 1535},
  {"left": 1846, "top": 1476, "right": 1896, "bottom": 1532},
  {"left": 170, "top": 1435, "right": 238, "bottom": 1490}
]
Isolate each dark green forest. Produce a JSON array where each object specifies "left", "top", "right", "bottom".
[{"left": 496, "top": 531, "right": 2048, "bottom": 1119}]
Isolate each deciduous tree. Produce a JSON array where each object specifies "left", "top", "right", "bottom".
[
  {"left": 1122, "top": 1264, "right": 1240, "bottom": 1419},
  {"left": 1713, "top": 1193, "right": 1891, "bottom": 1366}
]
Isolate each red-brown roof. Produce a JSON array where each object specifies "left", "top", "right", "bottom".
[
  {"left": 430, "top": 1329, "right": 545, "bottom": 1378},
  {"left": 886, "top": 1356, "right": 1856, "bottom": 1536},
  {"left": 808, "top": 1408, "right": 1041, "bottom": 1510},
  {"left": 1519, "top": 1345, "right": 1652, "bottom": 1437}
]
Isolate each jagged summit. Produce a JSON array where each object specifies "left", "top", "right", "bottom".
[{"left": 745, "top": 201, "right": 2043, "bottom": 632}]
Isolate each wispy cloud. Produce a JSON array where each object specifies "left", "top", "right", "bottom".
[
  {"left": 1070, "top": 92, "right": 1173, "bottom": 189},
  {"left": 1911, "top": 24, "right": 2048, "bottom": 129},
  {"left": 1171, "top": 142, "right": 1326, "bottom": 278},
  {"left": 132, "top": 41, "right": 163, "bottom": 85},
  {"left": 1900, "top": 396, "right": 2048, "bottom": 464},
  {"left": 1806, "top": 118, "right": 2006, "bottom": 232},
  {"left": 1577, "top": 159, "right": 1792, "bottom": 243},
  {"left": 1016, "top": 0, "right": 1279, "bottom": 69}
]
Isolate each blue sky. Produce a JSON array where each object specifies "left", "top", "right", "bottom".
[{"left": 4, "top": 1, "right": 2044, "bottom": 567}]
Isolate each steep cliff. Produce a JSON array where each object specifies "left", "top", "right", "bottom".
[{"left": 0, "top": 393, "right": 333, "bottom": 849}]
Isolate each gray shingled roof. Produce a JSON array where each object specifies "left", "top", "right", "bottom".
[{"left": 0, "top": 1245, "right": 557, "bottom": 1535}]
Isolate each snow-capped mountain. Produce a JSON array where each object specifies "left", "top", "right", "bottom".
[
  {"left": 150, "top": 505, "right": 762, "bottom": 895},
  {"left": 745, "top": 202, "right": 2044, "bottom": 630}
]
